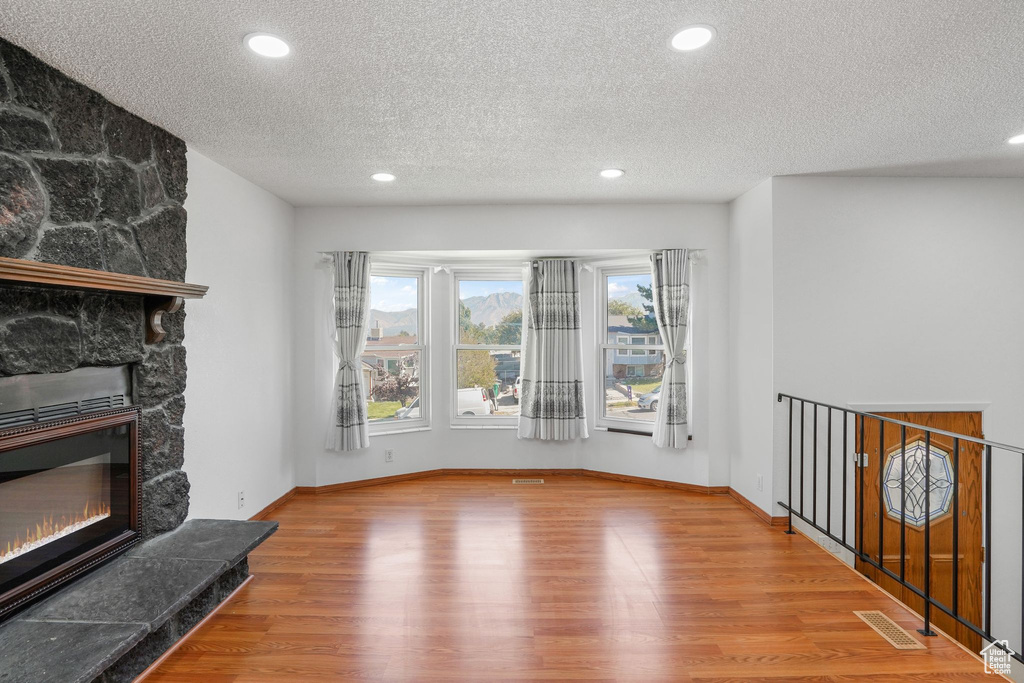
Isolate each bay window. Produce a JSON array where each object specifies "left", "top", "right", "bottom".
[
  {"left": 363, "top": 265, "right": 429, "bottom": 434},
  {"left": 452, "top": 271, "right": 523, "bottom": 428},
  {"left": 597, "top": 265, "right": 690, "bottom": 433}
]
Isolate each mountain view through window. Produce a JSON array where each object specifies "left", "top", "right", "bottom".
[{"left": 457, "top": 280, "right": 523, "bottom": 418}]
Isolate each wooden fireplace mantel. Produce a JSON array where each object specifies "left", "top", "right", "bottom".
[{"left": 0, "top": 257, "right": 208, "bottom": 344}]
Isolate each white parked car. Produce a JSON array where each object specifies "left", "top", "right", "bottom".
[
  {"left": 637, "top": 385, "right": 661, "bottom": 412},
  {"left": 512, "top": 376, "right": 522, "bottom": 404},
  {"left": 458, "top": 387, "right": 492, "bottom": 416}
]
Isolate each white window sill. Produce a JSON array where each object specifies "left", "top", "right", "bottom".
[
  {"left": 449, "top": 423, "right": 518, "bottom": 430},
  {"left": 369, "top": 425, "right": 432, "bottom": 437}
]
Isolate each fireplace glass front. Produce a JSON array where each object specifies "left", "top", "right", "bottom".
[{"left": 0, "top": 410, "right": 139, "bottom": 619}]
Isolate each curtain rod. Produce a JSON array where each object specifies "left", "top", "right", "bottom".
[
  {"left": 317, "top": 250, "right": 706, "bottom": 267},
  {"left": 522, "top": 260, "right": 594, "bottom": 272}
]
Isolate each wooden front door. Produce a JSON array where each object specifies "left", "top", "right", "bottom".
[{"left": 855, "top": 411, "right": 983, "bottom": 651}]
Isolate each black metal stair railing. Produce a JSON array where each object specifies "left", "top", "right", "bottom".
[{"left": 777, "top": 392, "right": 1023, "bottom": 664}]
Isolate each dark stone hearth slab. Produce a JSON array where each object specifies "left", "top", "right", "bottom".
[
  {"left": 0, "top": 522, "right": 276, "bottom": 683},
  {"left": 0, "top": 519, "right": 276, "bottom": 682},
  {"left": 26, "top": 556, "right": 224, "bottom": 629},
  {"left": 0, "top": 619, "right": 147, "bottom": 683},
  {"left": 131, "top": 519, "right": 279, "bottom": 568}
]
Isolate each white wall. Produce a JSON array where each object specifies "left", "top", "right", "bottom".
[
  {"left": 727, "top": 179, "right": 775, "bottom": 512},
  {"left": 771, "top": 176, "right": 1024, "bottom": 654},
  {"left": 183, "top": 149, "right": 296, "bottom": 519},
  {"left": 292, "top": 204, "right": 730, "bottom": 490},
  {"left": 773, "top": 177, "right": 1024, "bottom": 437}
]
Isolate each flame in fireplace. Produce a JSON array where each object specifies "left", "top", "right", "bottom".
[{"left": 0, "top": 500, "right": 111, "bottom": 565}]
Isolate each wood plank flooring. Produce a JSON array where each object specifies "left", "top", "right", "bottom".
[{"left": 146, "top": 475, "right": 993, "bottom": 681}]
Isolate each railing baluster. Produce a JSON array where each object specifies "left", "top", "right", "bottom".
[
  {"left": 858, "top": 415, "right": 865, "bottom": 559},
  {"left": 952, "top": 437, "right": 959, "bottom": 619},
  {"left": 800, "top": 401, "right": 805, "bottom": 516},
  {"left": 899, "top": 425, "right": 906, "bottom": 583},
  {"left": 878, "top": 418, "right": 885, "bottom": 570},
  {"left": 827, "top": 408, "right": 832, "bottom": 535},
  {"left": 813, "top": 405, "right": 818, "bottom": 526},
  {"left": 985, "top": 444, "right": 993, "bottom": 637},
  {"left": 919, "top": 431, "right": 935, "bottom": 636},
  {"left": 842, "top": 410, "right": 848, "bottom": 547},
  {"left": 786, "top": 396, "right": 794, "bottom": 534}
]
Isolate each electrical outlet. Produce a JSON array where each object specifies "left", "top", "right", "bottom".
[
  {"left": 237, "top": 491, "right": 245, "bottom": 509},
  {"left": 815, "top": 535, "right": 841, "bottom": 554},
  {"left": 756, "top": 474, "right": 763, "bottom": 492},
  {"left": 384, "top": 449, "right": 394, "bottom": 463}
]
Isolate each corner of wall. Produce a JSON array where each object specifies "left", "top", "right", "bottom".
[{"left": 727, "top": 178, "right": 775, "bottom": 515}]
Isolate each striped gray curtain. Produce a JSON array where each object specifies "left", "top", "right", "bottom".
[
  {"left": 651, "top": 249, "right": 690, "bottom": 449},
  {"left": 517, "top": 259, "right": 589, "bottom": 441},
  {"left": 327, "top": 251, "right": 371, "bottom": 451}
]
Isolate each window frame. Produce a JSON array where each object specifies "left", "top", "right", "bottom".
[
  {"left": 451, "top": 268, "right": 524, "bottom": 430},
  {"left": 596, "top": 263, "right": 685, "bottom": 434},
  {"left": 364, "top": 264, "right": 430, "bottom": 436}
]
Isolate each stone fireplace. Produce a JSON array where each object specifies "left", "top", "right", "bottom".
[
  {"left": 0, "top": 37, "right": 278, "bottom": 682},
  {"left": 0, "top": 36, "right": 190, "bottom": 538}
]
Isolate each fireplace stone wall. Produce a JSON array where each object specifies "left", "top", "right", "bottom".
[{"left": 0, "top": 37, "right": 190, "bottom": 537}]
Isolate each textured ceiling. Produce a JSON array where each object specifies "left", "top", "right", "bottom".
[{"left": 2, "top": 0, "right": 1023, "bottom": 205}]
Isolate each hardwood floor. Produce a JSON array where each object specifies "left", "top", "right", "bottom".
[{"left": 146, "top": 475, "right": 993, "bottom": 681}]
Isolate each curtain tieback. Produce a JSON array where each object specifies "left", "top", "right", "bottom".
[
  {"left": 338, "top": 359, "right": 359, "bottom": 373},
  {"left": 667, "top": 352, "right": 687, "bottom": 367}
]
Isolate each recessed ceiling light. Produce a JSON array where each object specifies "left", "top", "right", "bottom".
[
  {"left": 1009, "top": 133, "right": 1024, "bottom": 145},
  {"left": 371, "top": 172, "right": 396, "bottom": 182},
  {"left": 245, "top": 33, "right": 290, "bottom": 58},
  {"left": 600, "top": 168, "right": 625, "bottom": 179},
  {"left": 670, "top": 25, "right": 715, "bottom": 52}
]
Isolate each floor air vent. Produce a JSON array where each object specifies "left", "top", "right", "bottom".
[
  {"left": 853, "top": 611, "right": 926, "bottom": 650},
  {"left": 512, "top": 478, "right": 544, "bottom": 484}
]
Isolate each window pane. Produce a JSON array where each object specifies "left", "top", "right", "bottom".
[
  {"left": 602, "top": 348, "right": 664, "bottom": 424},
  {"left": 458, "top": 280, "right": 523, "bottom": 345},
  {"left": 606, "top": 273, "right": 657, "bottom": 342},
  {"left": 367, "top": 275, "right": 418, "bottom": 346},
  {"left": 456, "top": 349, "right": 520, "bottom": 416},
  {"left": 364, "top": 350, "right": 421, "bottom": 423}
]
